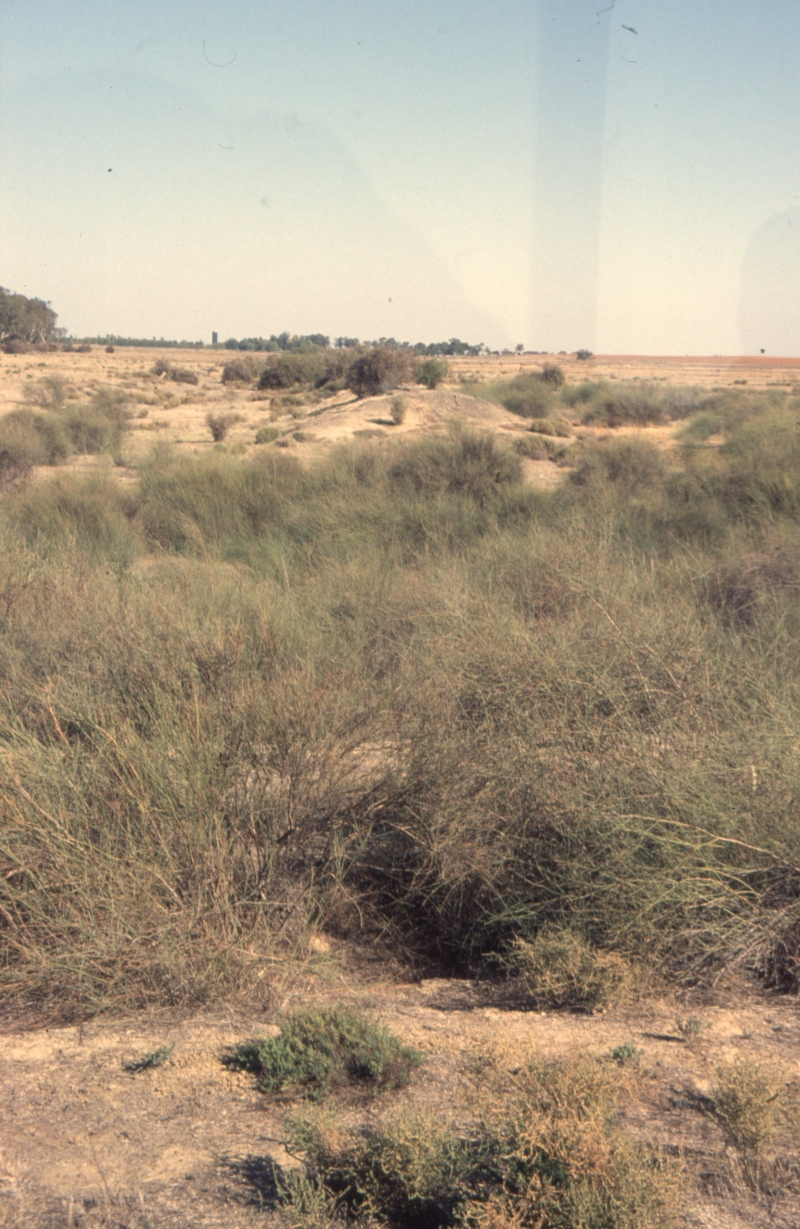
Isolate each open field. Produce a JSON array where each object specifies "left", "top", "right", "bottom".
[{"left": 2, "top": 346, "right": 800, "bottom": 1227}]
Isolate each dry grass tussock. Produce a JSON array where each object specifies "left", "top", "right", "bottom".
[{"left": 1, "top": 396, "right": 800, "bottom": 1017}]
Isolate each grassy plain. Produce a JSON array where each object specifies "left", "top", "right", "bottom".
[{"left": 1, "top": 346, "right": 800, "bottom": 1227}]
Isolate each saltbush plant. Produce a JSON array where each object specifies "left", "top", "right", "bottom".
[{"left": 230, "top": 1008, "right": 423, "bottom": 1099}]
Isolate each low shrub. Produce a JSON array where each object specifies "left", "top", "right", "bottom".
[
  {"left": 60, "top": 403, "right": 128, "bottom": 456},
  {"left": 390, "top": 395, "right": 406, "bottom": 425},
  {"left": 172, "top": 366, "right": 198, "bottom": 385},
  {"left": 499, "top": 374, "right": 557, "bottom": 419},
  {"left": 710, "top": 1061, "right": 785, "bottom": 1152},
  {"left": 255, "top": 425, "right": 280, "bottom": 444},
  {"left": 347, "top": 346, "right": 412, "bottom": 398},
  {"left": 388, "top": 427, "right": 522, "bottom": 503},
  {"left": 7, "top": 472, "right": 139, "bottom": 563},
  {"left": 560, "top": 380, "right": 609, "bottom": 409},
  {"left": 526, "top": 418, "right": 571, "bottom": 438},
  {"left": 415, "top": 357, "right": 449, "bottom": 389},
  {"left": 259, "top": 351, "right": 329, "bottom": 390},
  {"left": 230, "top": 1007, "right": 423, "bottom": 1099},
  {"left": 0, "top": 421, "right": 47, "bottom": 486},
  {"left": 222, "top": 355, "right": 264, "bottom": 384},
  {"left": 206, "top": 411, "right": 242, "bottom": 442},
  {"left": 569, "top": 438, "right": 668, "bottom": 494},
  {"left": 513, "top": 434, "right": 565, "bottom": 460},
  {"left": 152, "top": 358, "right": 199, "bottom": 385},
  {"left": 580, "top": 383, "right": 705, "bottom": 427},
  {"left": 0, "top": 409, "right": 71, "bottom": 479},
  {"left": 507, "top": 929, "right": 634, "bottom": 1012},
  {"left": 540, "top": 362, "right": 565, "bottom": 388},
  {"left": 26, "top": 374, "right": 71, "bottom": 411}
]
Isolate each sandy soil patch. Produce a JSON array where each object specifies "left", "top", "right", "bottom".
[{"left": 2, "top": 972, "right": 799, "bottom": 1228}]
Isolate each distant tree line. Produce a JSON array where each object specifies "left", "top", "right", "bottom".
[
  {"left": 79, "top": 336, "right": 206, "bottom": 348},
  {"left": 223, "top": 333, "right": 488, "bottom": 356}
]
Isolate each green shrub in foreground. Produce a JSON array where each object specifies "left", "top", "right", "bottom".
[{"left": 230, "top": 1007, "right": 424, "bottom": 1099}]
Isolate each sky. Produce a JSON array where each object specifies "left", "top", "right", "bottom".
[{"left": 2, "top": 1, "right": 800, "bottom": 355}]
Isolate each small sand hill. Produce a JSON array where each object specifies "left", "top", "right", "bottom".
[{"left": 285, "top": 387, "right": 530, "bottom": 452}]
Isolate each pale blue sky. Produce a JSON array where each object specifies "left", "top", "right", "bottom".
[{"left": 2, "top": 1, "right": 800, "bottom": 354}]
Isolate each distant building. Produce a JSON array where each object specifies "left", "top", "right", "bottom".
[{"left": 212, "top": 331, "right": 218, "bottom": 345}]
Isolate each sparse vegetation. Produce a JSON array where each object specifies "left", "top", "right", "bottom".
[
  {"left": 125, "top": 1042, "right": 176, "bottom": 1073},
  {"left": 276, "top": 1054, "right": 685, "bottom": 1228}
]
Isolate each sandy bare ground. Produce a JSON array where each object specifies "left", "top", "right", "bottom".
[{"left": 1, "top": 967, "right": 799, "bottom": 1228}]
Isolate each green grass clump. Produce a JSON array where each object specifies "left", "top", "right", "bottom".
[
  {"left": 255, "top": 425, "right": 280, "bottom": 444},
  {"left": 611, "top": 1043, "right": 644, "bottom": 1066},
  {"left": 508, "top": 930, "right": 634, "bottom": 1012},
  {"left": 230, "top": 1008, "right": 423, "bottom": 1099},
  {"left": 677, "top": 410, "right": 724, "bottom": 444},
  {"left": 387, "top": 426, "right": 522, "bottom": 504}
]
